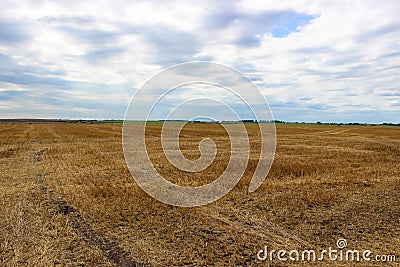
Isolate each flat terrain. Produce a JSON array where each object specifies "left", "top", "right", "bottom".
[{"left": 0, "top": 123, "right": 399, "bottom": 266}]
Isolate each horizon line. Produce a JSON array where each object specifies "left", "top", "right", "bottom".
[{"left": 0, "top": 118, "right": 399, "bottom": 125}]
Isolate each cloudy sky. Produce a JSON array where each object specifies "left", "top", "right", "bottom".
[{"left": 0, "top": 0, "right": 399, "bottom": 123}]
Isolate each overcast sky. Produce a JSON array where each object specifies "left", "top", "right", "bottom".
[{"left": 0, "top": 0, "right": 399, "bottom": 123}]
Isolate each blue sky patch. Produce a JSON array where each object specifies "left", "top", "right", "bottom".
[{"left": 270, "top": 12, "right": 317, "bottom": 38}]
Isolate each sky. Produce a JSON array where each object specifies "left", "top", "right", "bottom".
[{"left": 0, "top": 0, "right": 399, "bottom": 123}]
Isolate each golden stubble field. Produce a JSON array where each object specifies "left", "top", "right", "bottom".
[{"left": 0, "top": 122, "right": 399, "bottom": 266}]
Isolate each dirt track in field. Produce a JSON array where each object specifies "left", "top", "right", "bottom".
[{"left": 34, "top": 147, "right": 144, "bottom": 267}]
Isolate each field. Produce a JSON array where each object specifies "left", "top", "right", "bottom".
[{"left": 0, "top": 122, "right": 399, "bottom": 266}]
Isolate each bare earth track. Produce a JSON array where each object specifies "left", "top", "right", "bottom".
[
  {"left": 0, "top": 123, "right": 399, "bottom": 266},
  {"left": 34, "top": 148, "right": 144, "bottom": 267}
]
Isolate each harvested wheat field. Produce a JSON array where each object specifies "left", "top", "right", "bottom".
[{"left": 0, "top": 122, "right": 399, "bottom": 266}]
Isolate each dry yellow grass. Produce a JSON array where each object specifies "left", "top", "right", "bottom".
[{"left": 0, "top": 122, "right": 399, "bottom": 266}]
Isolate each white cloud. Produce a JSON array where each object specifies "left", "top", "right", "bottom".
[{"left": 0, "top": 0, "right": 398, "bottom": 122}]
